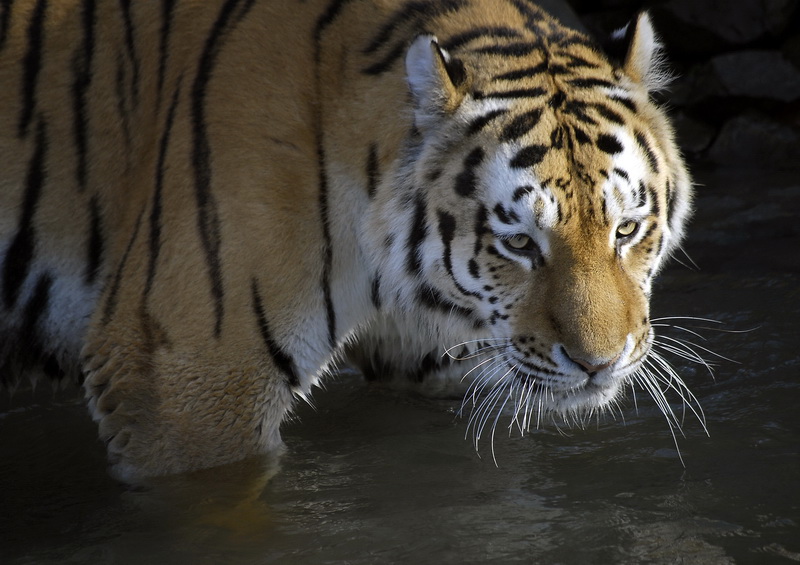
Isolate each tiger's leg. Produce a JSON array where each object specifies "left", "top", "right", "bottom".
[
  {"left": 83, "top": 320, "right": 294, "bottom": 479},
  {"left": 80, "top": 217, "right": 303, "bottom": 480}
]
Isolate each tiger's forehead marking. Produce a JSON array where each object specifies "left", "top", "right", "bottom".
[
  {"left": 600, "top": 126, "right": 650, "bottom": 216},
  {"left": 484, "top": 144, "right": 561, "bottom": 231},
  {"left": 468, "top": 90, "right": 654, "bottom": 232}
]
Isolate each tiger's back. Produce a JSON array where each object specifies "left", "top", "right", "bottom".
[{"left": 0, "top": 0, "right": 692, "bottom": 478}]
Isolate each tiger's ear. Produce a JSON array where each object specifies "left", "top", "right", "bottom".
[
  {"left": 610, "top": 12, "right": 670, "bottom": 93},
  {"left": 405, "top": 35, "right": 469, "bottom": 131}
]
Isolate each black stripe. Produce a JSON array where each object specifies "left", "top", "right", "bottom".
[
  {"left": 18, "top": 0, "right": 46, "bottom": 138},
  {"left": 548, "top": 91, "right": 566, "bottom": 109},
  {"left": 410, "top": 351, "right": 445, "bottom": 383},
  {"left": 437, "top": 210, "right": 481, "bottom": 299},
  {"left": 102, "top": 210, "right": 143, "bottom": 325},
  {"left": 596, "top": 133, "right": 623, "bottom": 155},
  {"left": 666, "top": 179, "right": 677, "bottom": 225},
  {"left": 4, "top": 119, "right": 46, "bottom": 308},
  {"left": 567, "top": 77, "right": 615, "bottom": 89},
  {"left": 0, "top": 0, "right": 13, "bottom": 50},
  {"left": 653, "top": 234, "right": 664, "bottom": 263},
  {"left": 510, "top": 0, "right": 597, "bottom": 54},
  {"left": 565, "top": 54, "right": 600, "bottom": 69},
  {"left": 191, "top": 0, "right": 253, "bottom": 337},
  {"left": 85, "top": 196, "right": 104, "bottom": 284},
  {"left": 370, "top": 275, "right": 382, "bottom": 310},
  {"left": 362, "top": 41, "right": 407, "bottom": 75},
  {"left": 406, "top": 194, "right": 427, "bottom": 275},
  {"left": 472, "top": 41, "right": 540, "bottom": 57},
  {"left": 572, "top": 125, "right": 591, "bottom": 145},
  {"left": 157, "top": 0, "right": 175, "bottom": 100},
  {"left": 71, "top": 0, "right": 95, "bottom": 192},
  {"left": 362, "top": 0, "right": 466, "bottom": 55},
  {"left": 500, "top": 108, "right": 542, "bottom": 142},
  {"left": 360, "top": 0, "right": 468, "bottom": 75},
  {"left": 563, "top": 100, "right": 597, "bottom": 125},
  {"left": 473, "top": 87, "right": 547, "bottom": 100},
  {"left": 545, "top": 63, "right": 572, "bottom": 75},
  {"left": 613, "top": 167, "right": 630, "bottom": 182},
  {"left": 493, "top": 62, "right": 548, "bottom": 82},
  {"left": 315, "top": 136, "right": 337, "bottom": 346},
  {"left": 416, "top": 283, "right": 480, "bottom": 325},
  {"left": 366, "top": 143, "right": 379, "bottom": 198},
  {"left": 233, "top": 0, "right": 256, "bottom": 24},
  {"left": 640, "top": 221, "right": 657, "bottom": 245},
  {"left": 649, "top": 184, "right": 660, "bottom": 217},
  {"left": 506, "top": 0, "right": 548, "bottom": 34},
  {"left": 473, "top": 204, "right": 488, "bottom": 256},
  {"left": 114, "top": 54, "right": 133, "bottom": 150},
  {"left": 591, "top": 102, "right": 625, "bottom": 125},
  {"left": 512, "top": 185, "right": 534, "bottom": 202},
  {"left": 314, "top": 0, "right": 354, "bottom": 62},
  {"left": 635, "top": 181, "right": 647, "bottom": 208},
  {"left": 493, "top": 203, "right": 519, "bottom": 225},
  {"left": 553, "top": 34, "right": 597, "bottom": 51},
  {"left": 510, "top": 144, "right": 548, "bottom": 168},
  {"left": 251, "top": 279, "right": 300, "bottom": 388},
  {"left": 118, "top": 0, "right": 140, "bottom": 107},
  {"left": 19, "top": 273, "right": 52, "bottom": 352},
  {"left": 468, "top": 259, "right": 479, "bottom": 278},
  {"left": 610, "top": 94, "right": 636, "bottom": 113},
  {"left": 454, "top": 147, "right": 484, "bottom": 198},
  {"left": 440, "top": 26, "right": 521, "bottom": 51},
  {"left": 550, "top": 126, "right": 565, "bottom": 150},
  {"left": 313, "top": 0, "right": 356, "bottom": 347},
  {"left": 466, "top": 109, "right": 507, "bottom": 136},
  {"left": 635, "top": 131, "right": 660, "bottom": 174},
  {"left": 146, "top": 82, "right": 181, "bottom": 299}
]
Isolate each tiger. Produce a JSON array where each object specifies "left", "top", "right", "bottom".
[{"left": 0, "top": 0, "right": 692, "bottom": 479}]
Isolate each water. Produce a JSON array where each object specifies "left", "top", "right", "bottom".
[{"left": 1, "top": 168, "right": 798, "bottom": 564}]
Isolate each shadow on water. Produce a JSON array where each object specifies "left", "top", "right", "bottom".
[{"left": 1, "top": 167, "right": 798, "bottom": 564}]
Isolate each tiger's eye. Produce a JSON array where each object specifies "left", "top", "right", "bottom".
[
  {"left": 616, "top": 220, "right": 639, "bottom": 238},
  {"left": 507, "top": 234, "right": 533, "bottom": 250}
]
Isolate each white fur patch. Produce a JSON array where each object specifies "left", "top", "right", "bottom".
[{"left": 484, "top": 145, "right": 556, "bottom": 258}]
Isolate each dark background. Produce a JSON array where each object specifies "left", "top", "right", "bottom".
[{"left": 563, "top": 0, "right": 800, "bottom": 172}]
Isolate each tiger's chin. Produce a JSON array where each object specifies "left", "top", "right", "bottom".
[
  {"left": 460, "top": 352, "right": 649, "bottom": 446},
  {"left": 529, "top": 374, "right": 628, "bottom": 416}
]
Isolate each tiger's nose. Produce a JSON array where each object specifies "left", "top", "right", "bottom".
[
  {"left": 562, "top": 347, "right": 622, "bottom": 376},
  {"left": 573, "top": 356, "right": 619, "bottom": 375}
]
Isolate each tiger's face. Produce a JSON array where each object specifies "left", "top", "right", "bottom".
[
  {"left": 366, "top": 19, "right": 690, "bottom": 419},
  {"left": 416, "top": 121, "right": 663, "bottom": 413}
]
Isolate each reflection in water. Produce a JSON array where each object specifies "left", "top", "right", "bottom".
[{"left": 1, "top": 169, "right": 798, "bottom": 564}]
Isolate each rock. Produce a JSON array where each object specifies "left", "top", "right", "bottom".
[
  {"left": 707, "top": 112, "right": 800, "bottom": 169},
  {"left": 682, "top": 50, "right": 800, "bottom": 104},
  {"left": 671, "top": 112, "right": 717, "bottom": 156},
  {"left": 653, "top": 0, "right": 799, "bottom": 55},
  {"left": 783, "top": 33, "right": 800, "bottom": 69}
]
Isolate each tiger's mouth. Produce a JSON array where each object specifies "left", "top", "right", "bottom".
[
  {"left": 459, "top": 326, "right": 706, "bottom": 464},
  {"left": 501, "top": 340, "right": 647, "bottom": 397},
  {"left": 458, "top": 340, "right": 651, "bottom": 444},
  {"left": 504, "top": 360, "right": 629, "bottom": 408}
]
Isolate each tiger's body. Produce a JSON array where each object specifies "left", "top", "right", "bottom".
[{"left": 0, "top": 0, "right": 691, "bottom": 478}]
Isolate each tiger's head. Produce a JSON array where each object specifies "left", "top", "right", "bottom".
[{"left": 363, "top": 12, "right": 692, "bottom": 422}]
